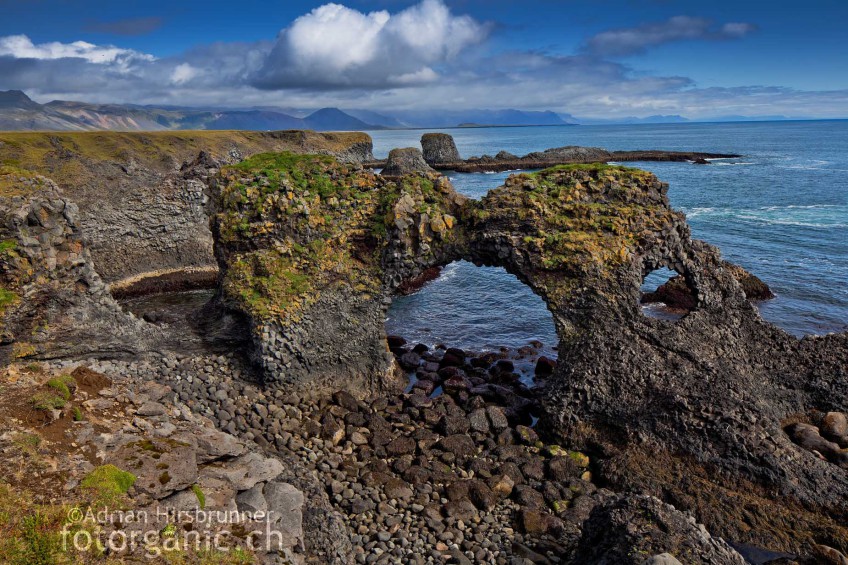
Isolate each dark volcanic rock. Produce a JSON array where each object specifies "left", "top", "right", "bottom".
[
  {"left": 642, "top": 259, "right": 774, "bottom": 309},
  {"left": 573, "top": 495, "right": 747, "bottom": 565},
  {"left": 0, "top": 171, "right": 157, "bottom": 361},
  {"left": 421, "top": 133, "right": 461, "bottom": 165},
  {"left": 381, "top": 147, "right": 435, "bottom": 176},
  {"left": 99, "top": 147, "right": 846, "bottom": 556}
]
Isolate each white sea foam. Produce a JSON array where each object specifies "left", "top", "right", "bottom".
[{"left": 682, "top": 204, "right": 847, "bottom": 228}]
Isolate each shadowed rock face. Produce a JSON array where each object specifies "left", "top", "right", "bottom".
[
  {"left": 380, "top": 147, "right": 435, "bottom": 177},
  {"left": 0, "top": 168, "right": 157, "bottom": 362},
  {"left": 573, "top": 494, "right": 747, "bottom": 565},
  {"left": 212, "top": 156, "right": 848, "bottom": 553}
]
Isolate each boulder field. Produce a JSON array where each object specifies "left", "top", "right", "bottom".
[{"left": 1, "top": 133, "right": 847, "bottom": 563}]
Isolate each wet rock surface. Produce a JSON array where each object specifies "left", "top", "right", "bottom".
[
  {"left": 641, "top": 257, "right": 774, "bottom": 310},
  {"left": 573, "top": 494, "right": 747, "bottom": 565}
]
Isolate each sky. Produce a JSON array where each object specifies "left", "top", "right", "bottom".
[{"left": 0, "top": 0, "right": 846, "bottom": 119}]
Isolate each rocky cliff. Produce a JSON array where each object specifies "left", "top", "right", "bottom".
[
  {"left": 0, "top": 167, "right": 159, "bottom": 363},
  {"left": 0, "top": 131, "right": 373, "bottom": 287},
  {"left": 2, "top": 132, "right": 847, "bottom": 563},
  {"left": 211, "top": 150, "right": 466, "bottom": 392}
]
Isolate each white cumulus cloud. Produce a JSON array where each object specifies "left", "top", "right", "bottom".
[
  {"left": 254, "top": 0, "right": 489, "bottom": 88},
  {"left": 170, "top": 63, "right": 201, "bottom": 85}
]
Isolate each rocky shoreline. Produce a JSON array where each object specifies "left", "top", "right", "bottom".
[
  {"left": 1, "top": 131, "right": 847, "bottom": 564},
  {"left": 366, "top": 133, "right": 740, "bottom": 173},
  {"left": 19, "top": 332, "right": 754, "bottom": 565}
]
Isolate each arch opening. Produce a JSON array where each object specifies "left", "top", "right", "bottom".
[
  {"left": 386, "top": 260, "right": 558, "bottom": 400},
  {"left": 639, "top": 266, "right": 695, "bottom": 322}
]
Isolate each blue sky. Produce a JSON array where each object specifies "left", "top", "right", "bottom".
[{"left": 1, "top": 0, "right": 846, "bottom": 118}]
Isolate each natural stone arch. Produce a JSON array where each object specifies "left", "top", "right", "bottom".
[
  {"left": 210, "top": 153, "right": 848, "bottom": 554},
  {"left": 210, "top": 156, "right": 695, "bottom": 393}
]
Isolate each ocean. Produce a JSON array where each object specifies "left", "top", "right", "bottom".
[{"left": 374, "top": 121, "right": 848, "bottom": 357}]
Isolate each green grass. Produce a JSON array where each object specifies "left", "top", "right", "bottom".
[
  {"left": 14, "top": 512, "right": 59, "bottom": 565},
  {"left": 45, "top": 376, "right": 74, "bottom": 401},
  {"left": 79, "top": 465, "right": 136, "bottom": 508},
  {"left": 535, "top": 162, "right": 642, "bottom": 175},
  {"left": 30, "top": 392, "right": 66, "bottom": 411},
  {"left": 191, "top": 484, "right": 206, "bottom": 509},
  {"left": 0, "top": 287, "right": 19, "bottom": 313},
  {"left": 227, "top": 151, "right": 340, "bottom": 199}
]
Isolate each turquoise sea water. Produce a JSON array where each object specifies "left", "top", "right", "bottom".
[{"left": 376, "top": 121, "right": 848, "bottom": 352}]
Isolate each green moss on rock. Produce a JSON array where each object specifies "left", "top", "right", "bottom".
[
  {"left": 216, "top": 152, "right": 393, "bottom": 324},
  {"left": 80, "top": 465, "right": 136, "bottom": 506}
]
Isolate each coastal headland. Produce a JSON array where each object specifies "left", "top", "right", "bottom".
[{"left": 0, "top": 130, "right": 846, "bottom": 564}]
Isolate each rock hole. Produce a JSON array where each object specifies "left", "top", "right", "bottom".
[
  {"left": 385, "top": 260, "right": 559, "bottom": 395},
  {"left": 112, "top": 270, "right": 248, "bottom": 354},
  {"left": 640, "top": 266, "right": 694, "bottom": 322}
]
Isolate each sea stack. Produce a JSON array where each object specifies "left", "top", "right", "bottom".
[
  {"left": 421, "top": 133, "right": 461, "bottom": 165},
  {"left": 381, "top": 147, "right": 436, "bottom": 176}
]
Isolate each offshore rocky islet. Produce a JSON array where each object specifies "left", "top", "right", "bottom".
[{"left": 0, "top": 131, "right": 846, "bottom": 564}]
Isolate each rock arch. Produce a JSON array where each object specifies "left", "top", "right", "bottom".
[{"left": 211, "top": 151, "right": 848, "bottom": 553}]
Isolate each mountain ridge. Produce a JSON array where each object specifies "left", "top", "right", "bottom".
[{"left": 0, "top": 90, "right": 825, "bottom": 132}]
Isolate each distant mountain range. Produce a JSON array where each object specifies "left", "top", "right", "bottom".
[
  {"left": 0, "top": 91, "right": 580, "bottom": 132},
  {"left": 0, "top": 90, "right": 381, "bottom": 132},
  {"left": 0, "top": 90, "right": 816, "bottom": 132}
]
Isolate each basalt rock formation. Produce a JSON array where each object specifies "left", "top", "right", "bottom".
[
  {"left": 366, "top": 133, "right": 741, "bottom": 173},
  {"left": 421, "top": 133, "right": 461, "bottom": 165},
  {"left": 211, "top": 152, "right": 466, "bottom": 392},
  {"left": 451, "top": 146, "right": 740, "bottom": 173},
  {"left": 214, "top": 155, "right": 848, "bottom": 556},
  {"left": 0, "top": 167, "right": 156, "bottom": 363},
  {"left": 0, "top": 130, "right": 373, "bottom": 287},
  {"left": 642, "top": 259, "right": 774, "bottom": 310},
  {"left": 380, "top": 147, "right": 436, "bottom": 177}
]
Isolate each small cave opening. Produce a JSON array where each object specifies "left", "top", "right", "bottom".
[
  {"left": 639, "top": 266, "right": 695, "bottom": 322},
  {"left": 385, "top": 260, "right": 559, "bottom": 402},
  {"left": 639, "top": 267, "right": 697, "bottom": 322}
]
